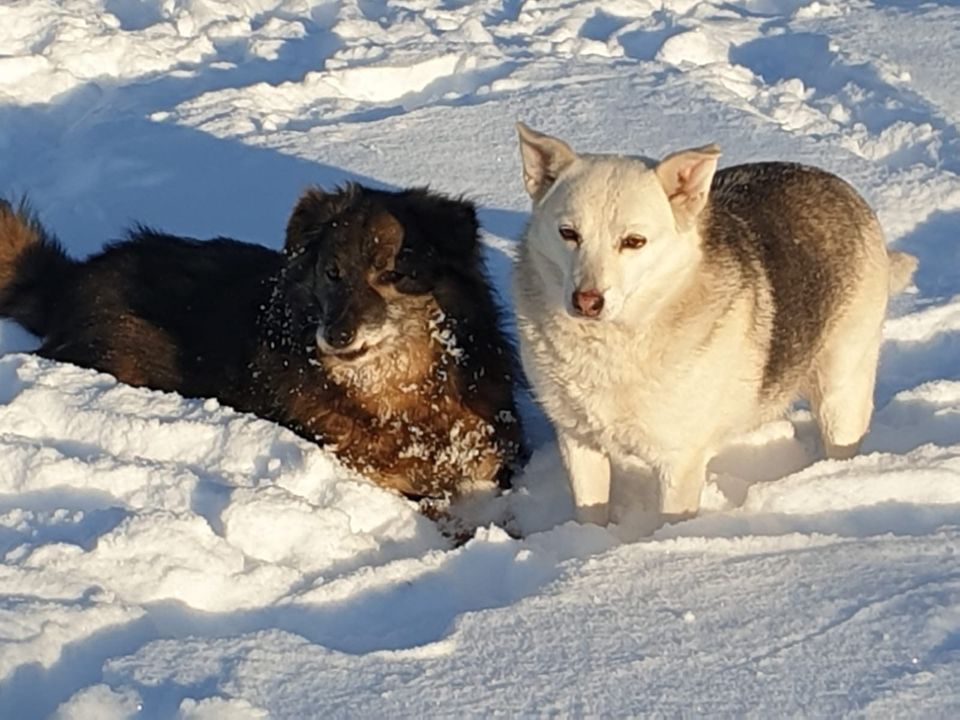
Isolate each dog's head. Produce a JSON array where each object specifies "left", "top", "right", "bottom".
[
  {"left": 516, "top": 122, "right": 720, "bottom": 323},
  {"left": 279, "top": 184, "right": 479, "bottom": 361}
]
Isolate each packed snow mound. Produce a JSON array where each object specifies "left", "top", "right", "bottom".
[{"left": 2, "top": 0, "right": 960, "bottom": 717}]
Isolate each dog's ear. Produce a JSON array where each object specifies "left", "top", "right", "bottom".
[
  {"left": 401, "top": 189, "right": 480, "bottom": 261},
  {"left": 385, "top": 190, "right": 481, "bottom": 294},
  {"left": 655, "top": 144, "right": 721, "bottom": 229},
  {"left": 517, "top": 122, "right": 576, "bottom": 203},
  {"left": 284, "top": 186, "right": 347, "bottom": 256}
]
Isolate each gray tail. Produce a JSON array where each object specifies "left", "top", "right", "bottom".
[
  {"left": 0, "top": 198, "right": 74, "bottom": 336},
  {"left": 888, "top": 251, "right": 918, "bottom": 295}
]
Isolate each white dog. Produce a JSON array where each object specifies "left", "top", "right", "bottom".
[{"left": 512, "top": 123, "right": 917, "bottom": 525}]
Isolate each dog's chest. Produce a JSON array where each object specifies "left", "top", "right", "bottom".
[
  {"left": 301, "top": 339, "right": 505, "bottom": 494},
  {"left": 518, "top": 309, "right": 754, "bottom": 459},
  {"left": 521, "top": 317, "right": 668, "bottom": 439}
]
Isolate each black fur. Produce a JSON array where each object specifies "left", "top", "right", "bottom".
[
  {"left": 705, "top": 163, "right": 866, "bottom": 391},
  {"left": 0, "top": 186, "right": 525, "bottom": 498}
]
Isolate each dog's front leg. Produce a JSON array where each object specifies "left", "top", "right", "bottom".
[
  {"left": 558, "top": 433, "right": 611, "bottom": 526},
  {"left": 657, "top": 450, "right": 708, "bottom": 523}
]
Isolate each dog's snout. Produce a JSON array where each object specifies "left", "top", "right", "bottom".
[
  {"left": 572, "top": 289, "right": 604, "bottom": 318},
  {"left": 325, "top": 325, "right": 357, "bottom": 349}
]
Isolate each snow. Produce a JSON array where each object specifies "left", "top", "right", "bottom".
[{"left": 1, "top": 0, "right": 960, "bottom": 716}]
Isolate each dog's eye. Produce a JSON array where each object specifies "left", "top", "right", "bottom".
[
  {"left": 558, "top": 226, "right": 581, "bottom": 246},
  {"left": 325, "top": 265, "right": 340, "bottom": 281},
  {"left": 620, "top": 234, "right": 647, "bottom": 250}
]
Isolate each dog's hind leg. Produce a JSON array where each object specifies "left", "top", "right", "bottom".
[
  {"left": 808, "top": 217, "right": 893, "bottom": 460},
  {"left": 809, "top": 314, "right": 884, "bottom": 460},
  {"left": 558, "top": 433, "right": 611, "bottom": 526}
]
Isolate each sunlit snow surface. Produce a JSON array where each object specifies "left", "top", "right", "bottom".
[{"left": 2, "top": 0, "right": 960, "bottom": 717}]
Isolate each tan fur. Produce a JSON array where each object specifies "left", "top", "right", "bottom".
[
  {"left": 0, "top": 204, "right": 41, "bottom": 292},
  {"left": 272, "top": 299, "right": 505, "bottom": 497},
  {"left": 323, "top": 297, "right": 438, "bottom": 408}
]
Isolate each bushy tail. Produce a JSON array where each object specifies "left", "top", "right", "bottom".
[
  {"left": 0, "top": 198, "right": 75, "bottom": 336},
  {"left": 888, "top": 250, "right": 918, "bottom": 295}
]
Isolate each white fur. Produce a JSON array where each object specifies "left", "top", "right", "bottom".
[{"left": 512, "top": 124, "right": 898, "bottom": 526}]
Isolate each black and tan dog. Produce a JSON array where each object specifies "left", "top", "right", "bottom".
[{"left": 0, "top": 186, "right": 524, "bottom": 499}]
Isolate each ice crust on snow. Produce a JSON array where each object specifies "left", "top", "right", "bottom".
[{"left": 2, "top": 0, "right": 960, "bottom": 717}]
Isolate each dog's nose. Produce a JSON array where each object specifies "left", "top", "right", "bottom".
[
  {"left": 325, "top": 326, "right": 357, "bottom": 349},
  {"left": 572, "top": 289, "right": 604, "bottom": 317}
]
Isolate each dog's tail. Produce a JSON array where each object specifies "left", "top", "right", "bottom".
[
  {"left": 0, "top": 198, "right": 75, "bottom": 336},
  {"left": 887, "top": 250, "right": 918, "bottom": 295}
]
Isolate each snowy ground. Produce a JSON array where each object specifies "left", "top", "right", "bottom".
[{"left": 2, "top": 0, "right": 960, "bottom": 717}]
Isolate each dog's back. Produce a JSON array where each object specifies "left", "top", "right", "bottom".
[
  {"left": 704, "top": 162, "right": 892, "bottom": 398},
  {"left": 0, "top": 199, "right": 281, "bottom": 399}
]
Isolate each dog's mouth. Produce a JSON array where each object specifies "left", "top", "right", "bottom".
[
  {"left": 315, "top": 329, "right": 392, "bottom": 362},
  {"left": 328, "top": 344, "right": 371, "bottom": 361},
  {"left": 315, "top": 340, "right": 379, "bottom": 362}
]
